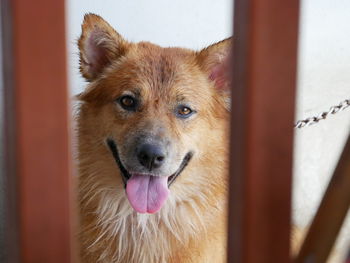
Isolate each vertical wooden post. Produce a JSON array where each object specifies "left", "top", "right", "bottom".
[
  {"left": 227, "top": 0, "right": 299, "bottom": 262},
  {"left": 4, "top": 0, "right": 75, "bottom": 262},
  {"left": 1, "top": 0, "right": 20, "bottom": 261}
]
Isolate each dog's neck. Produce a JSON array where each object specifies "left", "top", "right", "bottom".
[
  {"left": 79, "top": 152, "right": 227, "bottom": 263},
  {"left": 78, "top": 115, "right": 229, "bottom": 262}
]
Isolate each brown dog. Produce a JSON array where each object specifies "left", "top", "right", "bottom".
[{"left": 77, "top": 13, "right": 231, "bottom": 263}]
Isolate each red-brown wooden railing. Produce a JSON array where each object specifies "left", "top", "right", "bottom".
[
  {"left": 228, "top": 0, "right": 300, "bottom": 262},
  {"left": 2, "top": 0, "right": 75, "bottom": 262}
]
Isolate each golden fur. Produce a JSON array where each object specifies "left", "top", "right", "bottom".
[{"left": 77, "top": 14, "right": 231, "bottom": 263}]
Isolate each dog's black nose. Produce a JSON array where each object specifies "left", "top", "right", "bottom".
[{"left": 137, "top": 144, "right": 165, "bottom": 170}]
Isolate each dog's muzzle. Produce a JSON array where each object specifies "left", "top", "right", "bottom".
[{"left": 106, "top": 138, "right": 193, "bottom": 188}]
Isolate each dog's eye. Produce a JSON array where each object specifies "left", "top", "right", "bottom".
[
  {"left": 119, "top": 95, "right": 137, "bottom": 110},
  {"left": 176, "top": 105, "right": 194, "bottom": 118}
]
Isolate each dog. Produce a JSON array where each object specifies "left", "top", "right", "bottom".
[{"left": 77, "top": 13, "right": 231, "bottom": 263}]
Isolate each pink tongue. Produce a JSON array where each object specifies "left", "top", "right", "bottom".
[{"left": 126, "top": 174, "right": 169, "bottom": 214}]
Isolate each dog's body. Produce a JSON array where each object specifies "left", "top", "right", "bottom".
[{"left": 77, "top": 14, "right": 231, "bottom": 262}]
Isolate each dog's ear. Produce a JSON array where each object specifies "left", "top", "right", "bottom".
[
  {"left": 78, "top": 13, "right": 129, "bottom": 81},
  {"left": 197, "top": 38, "right": 232, "bottom": 92}
]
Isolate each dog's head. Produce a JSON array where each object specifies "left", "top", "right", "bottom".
[{"left": 78, "top": 14, "right": 231, "bottom": 214}]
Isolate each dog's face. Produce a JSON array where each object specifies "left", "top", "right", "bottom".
[{"left": 78, "top": 14, "right": 231, "bottom": 214}]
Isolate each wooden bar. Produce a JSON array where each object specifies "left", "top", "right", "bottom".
[
  {"left": 1, "top": 0, "right": 20, "bottom": 262},
  {"left": 295, "top": 134, "right": 350, "bottom": 263},
  {"left": 10, "top": 0, "right": 74, "bottom": 262},
  {"left": 227, "top": 0, "right": 299, "bottom": 262}
]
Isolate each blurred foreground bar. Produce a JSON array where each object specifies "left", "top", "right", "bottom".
[
  {"left": 228, "top": 0, "right": 299, "bottom": 262},
  {"left": 2, "top": 0, "right": 75, "bottom": 262}
]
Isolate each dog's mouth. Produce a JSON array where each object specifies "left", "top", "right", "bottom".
[
  {"left": 107, "top": 139, "right": 131, "bottom": 185},
  {"left": 106, "top": 139, "right": 193, "bottom": 213}
]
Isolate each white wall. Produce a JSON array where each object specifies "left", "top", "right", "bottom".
[
  {"left": 294, "top": 0, "right": 350, "bottom": 259},
  {"left": 66, "top": 0, "right": 350, "bottom": 260},
  {"left": 66, "top": 0, "right": 233, "bottom": 95}
]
